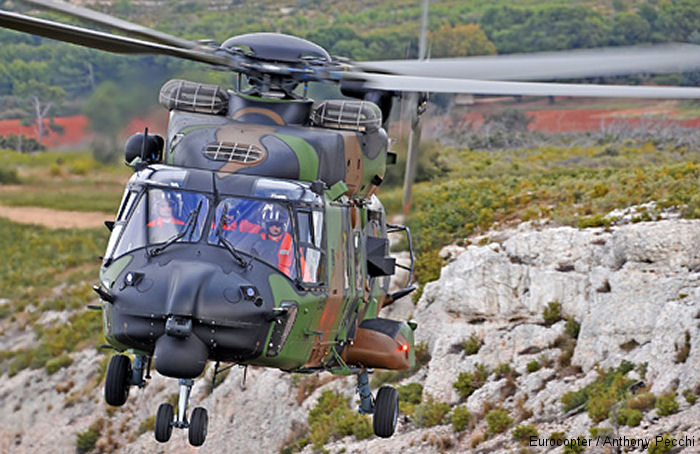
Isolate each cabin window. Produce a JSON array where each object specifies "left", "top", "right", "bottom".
[{"left": 295, "top": 209, "right": 325, "bottom": 284}]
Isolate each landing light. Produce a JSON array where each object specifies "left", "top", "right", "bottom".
[{"left": 400, "top": 344, "right": 409, "bottom": 353}]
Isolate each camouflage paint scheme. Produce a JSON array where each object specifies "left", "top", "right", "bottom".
[{"left": 99, "top": 89, "right": 414, "bottom": 379}]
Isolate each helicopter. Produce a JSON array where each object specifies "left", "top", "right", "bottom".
[{"left": 2, "top": 0, "right": 700, "bottom": 448}]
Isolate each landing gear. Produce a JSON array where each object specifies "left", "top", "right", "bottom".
[
  {"left": 154, "top": 403, "right": 174, "bottom": 443},
  {"left": 105, "top": 355, "right": 131, "bottom": 406},
  {"left": 188, "top": 407, "right": 208, "bottom": 447},
  {"left": 355, "top": 370, "right": 399, "bottom": 438},
  {"left": 373, "top": 386, "right": 399, "bottom": 438},
  {"left": 154, "top": 379, "right": 208, "bottom": 447},
  {"left": 104, "top": 353, "right": 150, "bottom": 407}
]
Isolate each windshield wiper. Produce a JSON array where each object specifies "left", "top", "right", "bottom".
[
  {"left": 215, "top": 214, "right": 250, "bottom": 269},
  {"left": 149, "top": 200, "right": 203, "bottom": 257}
]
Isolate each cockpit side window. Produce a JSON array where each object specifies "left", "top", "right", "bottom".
[{"left": 296, "top": 209, "right": 325, "bottom": 284}]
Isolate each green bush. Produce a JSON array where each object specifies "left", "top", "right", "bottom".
[
  {"left": 655, "top": 393, "right": 679, "bottom": 417},
  {"left": 397, "top": 382, "right": 423, "bottom": 416},
  {"left": 494, "top": 363, "right": 515, "bottom": 380},
  {"left": 485, "top": 409, "right": 513, "bottom": 435},
  {"left": 462, "top": 334, "right": 482, "bottom": 355},
  {"left": 453, "top": 363, "right": 489, "bottom": 400},
  {"left": 561, "top": 361, "right": 637, "bottom": 421},
  {"left": 451, "top": 405, "right": 470, "bottom": 432},
  {"left": 307, "top": 390, "right": 372, "bottom": 450},
  {"left": 543, "top": 301, "right": 563, "bottom": 326},
  {"left": 45, "top": 354, "right": 73, "bottom": 375},
  {"left": 565, "top": 317, "right": 580, "bottom": 339},
  {"left": 627, "top": 392, "right": 656, "bottom": 411},
  {"left": 648, "top": 435, "right": 674, "bottom": 454},
  {"left": 0, "top": 167, "right": 20, "bottom": 184},
  {"left": 682, "top": 389, "right": 697, "bottom": 405},
  {"left": 76, "top": 426, "right": 100, "bottom": 454},
  {"left": 512, "top": 424, "right": 538, "bottom": 445},
  {"left": 413, "top": 395, "right": 450, "bottom": 428},
  {"left": 617, "top": 408, "right": 642, "bottom": 426},
  {"left": 526, "top": 360, "right": 541, "bottom": 373},
  {"left": 563, "top": 435, "right": 587, "bottom": 453}
]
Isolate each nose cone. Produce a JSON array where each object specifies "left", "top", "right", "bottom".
[{"left": 153, "top": 333, "right": 208, "bottom": 379}]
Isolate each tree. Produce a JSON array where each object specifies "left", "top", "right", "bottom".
[
  {"left": 15, "top": 81, "right": 65, "bottom": 143},
  {"left": 430, "top": 23, "right": 497, "bottom": 58}
]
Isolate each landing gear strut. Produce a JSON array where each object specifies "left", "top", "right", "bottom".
[
  {"left": 104, "top": 353, "right": 150, "bottom": 407},
  {"left": 355, "top": 370, "right": 399, "bottom": 438},
  {"left": 154, "top": 379, "right": 208, "bottom": 447}
]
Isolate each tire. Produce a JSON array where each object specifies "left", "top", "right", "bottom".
[
  {"left": 104, "top": 355, "right": 131, "bottom": 406},
  {"left": 373, "top": 386, "right": 399, "bottom": 438},
  {"left": 154, "top": 403, "right": 174, "bottom": 443},
  {"left": 188, "top": 407, "right": 208, "bottom": 447}
]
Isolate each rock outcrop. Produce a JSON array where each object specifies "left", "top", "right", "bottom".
[{"left": 0, "top": 220, "right": 698, "bottom": 453}]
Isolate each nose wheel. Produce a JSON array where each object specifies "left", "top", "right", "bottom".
[{"left": 154, "top": 379, "right": 208, "bottom": 447}]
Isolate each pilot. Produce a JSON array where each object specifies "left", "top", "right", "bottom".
[
  {"left": 253, "top": 204, "right": 294, "bottom": 276},
  {"left": 147, "top": 197, "right": 185, "bottom": 229},
  {"left": 216, "top": 201, "right": 260, "bottom": 234}
]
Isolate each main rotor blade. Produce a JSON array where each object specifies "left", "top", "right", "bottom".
[
  {"left": 345, "top": 73, "right": 700, "bottom": 99},
  {"left": 357, "top": 44, "right": 700, "bottom": 81},
  {"left": 22, "top": 0, "right": 200, "bottom": 49},
  {"left": 0, "top": 9, "right": 231, "bottom": 67}
]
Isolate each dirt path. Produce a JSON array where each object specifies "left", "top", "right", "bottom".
[{"left": 0, "top": 204, "right": 112, "bottom": 229}]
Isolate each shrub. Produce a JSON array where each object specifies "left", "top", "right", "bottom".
[
  {"left": 75, "top": 420, "right": 104, "bottom": 454},
  {"left": 0, "top": 167, "right": 20, "bottom": 184},
  {"left": 397, "top": 382, "right": 423, "bottom": 416},
  {"left": 462, "top": 334, "right": 482, "bottom": 356},
  {"left": 617, "top": 408, "right": 642, "bottom": 426},
  {"left": 682, "top": 389, "right": 697, "bottom": 405},
  {"left": 627, "top": 392, "right": 656, "bottom": 411},
  {"left": 453, "top": 363, "right": 489, "bottom": 400},
  {"left": 307, "top": 390, "right": 372, "bottom": 450},
  {"left": 549, "top": 431, "right": 566, "bottom": 444},
  {"left": 526, "top": 360, "right": 541, "bottom": 373},
  {"left": 562, "top": 389, "right": 588, "bottom": 412},
  {"left": 413, "top": 395, "right": 450, "bottom": 428},
  {"left": 648, "top": 435, "right": 674, "bottom": 454},
  {"left": 451, "top": 405, "right": 470, "bottom": 432},
  {"left": 543, "top": 301, "right": 563, "bottom": 326},
  {"left": 655, "top": 393, "right": 679, "bottom": 417},
  {"left": 512, "top": 424, "right": 538, "bottom": 445},
  {"left": 563, "top": 435, "right": 587, "bottom": 453},
  {"left": 565, "top": 317, "right": 580, "bottom": 338},
  {"left": 45, "top": 354, "right": 73, "bottom": 375},
  {"left": 485, "top": 409, "right": 512, "bottom": 435},
  {"left": 494, "top": 363, "right": 515, "bottom": 380}
]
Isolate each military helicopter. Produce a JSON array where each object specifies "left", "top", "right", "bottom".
[{"left": 3, "top": 0, "right": 700, "bottom": 448}]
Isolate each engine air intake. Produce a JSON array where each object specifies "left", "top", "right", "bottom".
[
  {"left": 159, "top": 79, "right": 230, "bottom": 115},
  {"left": 310, "top": 100, "right": 382, "bottom": 132},
  {"left": 203, "top": 142, "right": 265, "bottom": 164}
]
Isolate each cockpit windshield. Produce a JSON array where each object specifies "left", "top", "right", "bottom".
[
  {"left": 207, "top": 197, "right": 324, "bottom": 283},
  {"left": 106, "top": 187, "right": 209, "bottom": 260},
  {"left": 104, "top": 174, "right": 324, "bottom": 285}
]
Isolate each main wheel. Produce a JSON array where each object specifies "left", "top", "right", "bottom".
[
  {"left": 373, "top": 386, "right": 399, "bottom": 438},
  {"left": 154, "top": 403, "right": 174, "bottom": 443},
  {"left": 188, "top": 407, "right": 208, "bottom": 447},
  {"left": 104, "top": 354, "right": 131, "bottom": 406}
]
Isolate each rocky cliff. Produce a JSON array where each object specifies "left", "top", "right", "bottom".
[{"left": 1, "top": 220, "right": 698, "bottom": 453}]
